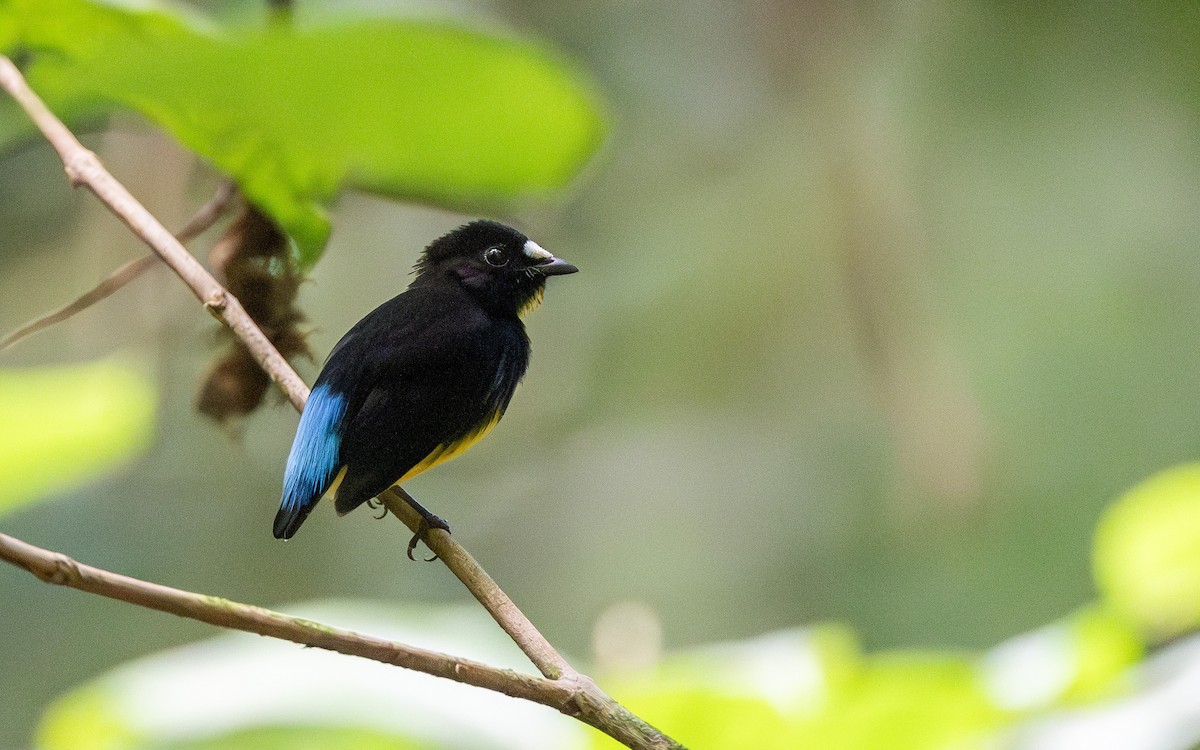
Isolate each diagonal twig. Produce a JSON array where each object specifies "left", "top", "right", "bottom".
[
  {"left": 0, "top": 180, "right": 238, "bottom": 351},
  {"left": 1, "top": 255, "right": 157, "bottom": 349},
  {"left": 0, "top": 54, "right": 683, "bottom": 750}
]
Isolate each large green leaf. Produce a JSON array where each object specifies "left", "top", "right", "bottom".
[
  {"left": 1093, "top": 463, "right": 1200, "bottom": 641},
  {"left": 0, "top": 0, "right": 606, "bottom": 264},
  {"left": 0, "top": 359, "right": 155, "bottom": 517}
]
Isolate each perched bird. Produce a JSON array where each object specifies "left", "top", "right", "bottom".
[{"left": 274, "top": 220, "right": 577, "bottom": 546}]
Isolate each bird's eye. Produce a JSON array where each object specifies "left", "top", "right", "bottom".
[{"left": 483, "top": 246, "right": 508, "bottom": 267}]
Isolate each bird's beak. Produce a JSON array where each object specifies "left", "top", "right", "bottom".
[
  {"left": 536, "top": 256, "right": 579, "bottom": 276},
  {"left": 523, "top": 239, "right": 577, "bottom": 276}
]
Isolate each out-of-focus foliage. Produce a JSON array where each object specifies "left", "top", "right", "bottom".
[
  {"left": 157, "top": 727, "right": 425, "bottom": 750},
  {"left": 1093, "top": 464, "right": 1200, "bottom": 641},
  {"left": 597, "top": 626, "right": 862, "bottom": 748},
  {"left": 0, "top": 0, "right": 605, "bottom": 263},
  {"left": 977, "top": 605, "right": 1142, "bottom": 712},
  {"left": 1051, "top": 606, "right": 1143, "bottom": 705},
  {"left": 590, "top": 603, "right": 1143, "bottom": 749},
  {"left": 0, "top": 359, "right": 154, "bottom": 517},
  {"left": 654, "top": 637, "right": 1003, "bottom": 750},
  {"left": 999, "top": 633, "right": 1200, "bottom": 749}
]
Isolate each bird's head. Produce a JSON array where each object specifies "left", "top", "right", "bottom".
[{"left": 414, "top": 220, "right": 578, "bottom": 316}]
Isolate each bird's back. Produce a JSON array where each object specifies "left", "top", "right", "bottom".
[{"left": 326, "top": 280, "right": 530, "bottom": 515}]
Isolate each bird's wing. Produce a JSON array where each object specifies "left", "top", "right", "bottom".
[
  {"left": 273, "top": 307, "right": 403, "bottom": 539},
  {"left": 273, "top": 288, "right": 473, "bottom": 538},
  {"left": 330, "top": 308, "right": 524, "bottom": 516},
  {"left": 330, "top": 372, "right": 483, "bottom": 516}
]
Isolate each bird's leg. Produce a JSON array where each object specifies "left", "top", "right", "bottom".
[{"left": 403, "top": 494, "right": 452, "bottom": 562}]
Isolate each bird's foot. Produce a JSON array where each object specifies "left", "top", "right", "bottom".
[
  {"left": 406, "top": 510, "right": 452, "bottom": 562},
  {"left": 366, "top": 498, "right": 388, "bottom": 520}
]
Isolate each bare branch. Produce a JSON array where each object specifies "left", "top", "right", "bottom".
[
  {"left": 1, "top": 255, "right": 156, "bottom": 349},
  {"left": 382, "top": 485, "right": 572, "bottom": 677},
  {"left": 0, "top": 54, "right": 684, "bottom": 749},
  {"left": 176, "top": 180, "right": 240, "bottom": 243},
  {"left": 0, "top": 181, "right": 237, "bottom": 351},
  {"left": 0, "top": 532, "right": 570, "bottom": 707}
]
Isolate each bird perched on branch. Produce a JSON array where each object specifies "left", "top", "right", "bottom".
[{"left": 274, "top": 220, "right": 577, "bottom": 553}]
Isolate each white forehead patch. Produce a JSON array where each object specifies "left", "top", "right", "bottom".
[{"left": 523, "top": 240, "right": 552, "bottom": 262}]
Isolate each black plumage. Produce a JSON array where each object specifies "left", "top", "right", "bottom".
[{"left": 274, "top": 220, "right": 577, "bottom": 540}]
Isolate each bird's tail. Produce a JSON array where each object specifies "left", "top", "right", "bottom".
[
  {"left": 274, "top": 384, "right": 347, "bottom": 539},
  {"left": 274, "top": 493, "right": 316, "bottom": 540}
]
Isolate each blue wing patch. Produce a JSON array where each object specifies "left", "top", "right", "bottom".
[{"left": 274, "top": 384, "right": 348, "bottom": 539}]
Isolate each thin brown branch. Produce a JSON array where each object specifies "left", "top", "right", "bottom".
[
  {"left": 383, "top": 486, "right": 573, "bottom": 678},
  {"left": 176, "top": 179, "right": 240, "bottom": 243},
  {"left": 0, "top": 180, "right": 237, "bottom": 351},
  {"left": 0, "top": 54, "right": 683, "bottom": 750},
  {"left": 0, "top": 255, "right": 156, "bottom": 349},
  {"left": 0, "top": 532, "right": 568, "bottom": 707}
]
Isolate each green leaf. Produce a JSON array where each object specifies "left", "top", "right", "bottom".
[
  {"left": 825, "top": 652, "right": 1003, "bottom": 750},
  {"left": 593, "top": 625, "right": 865, "bottom": 749},
  {"left": 979, "top": 604, "right": 1142, "bottom": 712},
  {"left": 1, "top": 0, "right": 606, "bottom": 264},
  {"left": 163, "top": 727, "right": 426, "bottom": 750},
  {"left": 1063, "top": 605, "right": 1144, "bottom": 701},
  {"left": 0, "top": 359, "right": 155, "bottom": 517},
  {"left": 1093, "top": 463, "right": 1200, "bottom": 640}
]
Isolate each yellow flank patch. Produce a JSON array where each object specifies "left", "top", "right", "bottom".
[{"left": 397, "top": 409, "right": 504, "bottom": 484}]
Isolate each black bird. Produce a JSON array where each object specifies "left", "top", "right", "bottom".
[{"left": 274, "top": 220, "right": 577, "bottom": 546}]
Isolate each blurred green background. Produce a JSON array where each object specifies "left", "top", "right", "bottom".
[{"left": 3, "top": 0, "right": 1200, "bottom": 747}]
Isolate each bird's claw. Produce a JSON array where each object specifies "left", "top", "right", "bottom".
[
  {"left": 405, "top": 514, "right": 451, "bottom": 562},
  {"left": 406, "top": 533, "right": 438, "bottom": 562}
]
